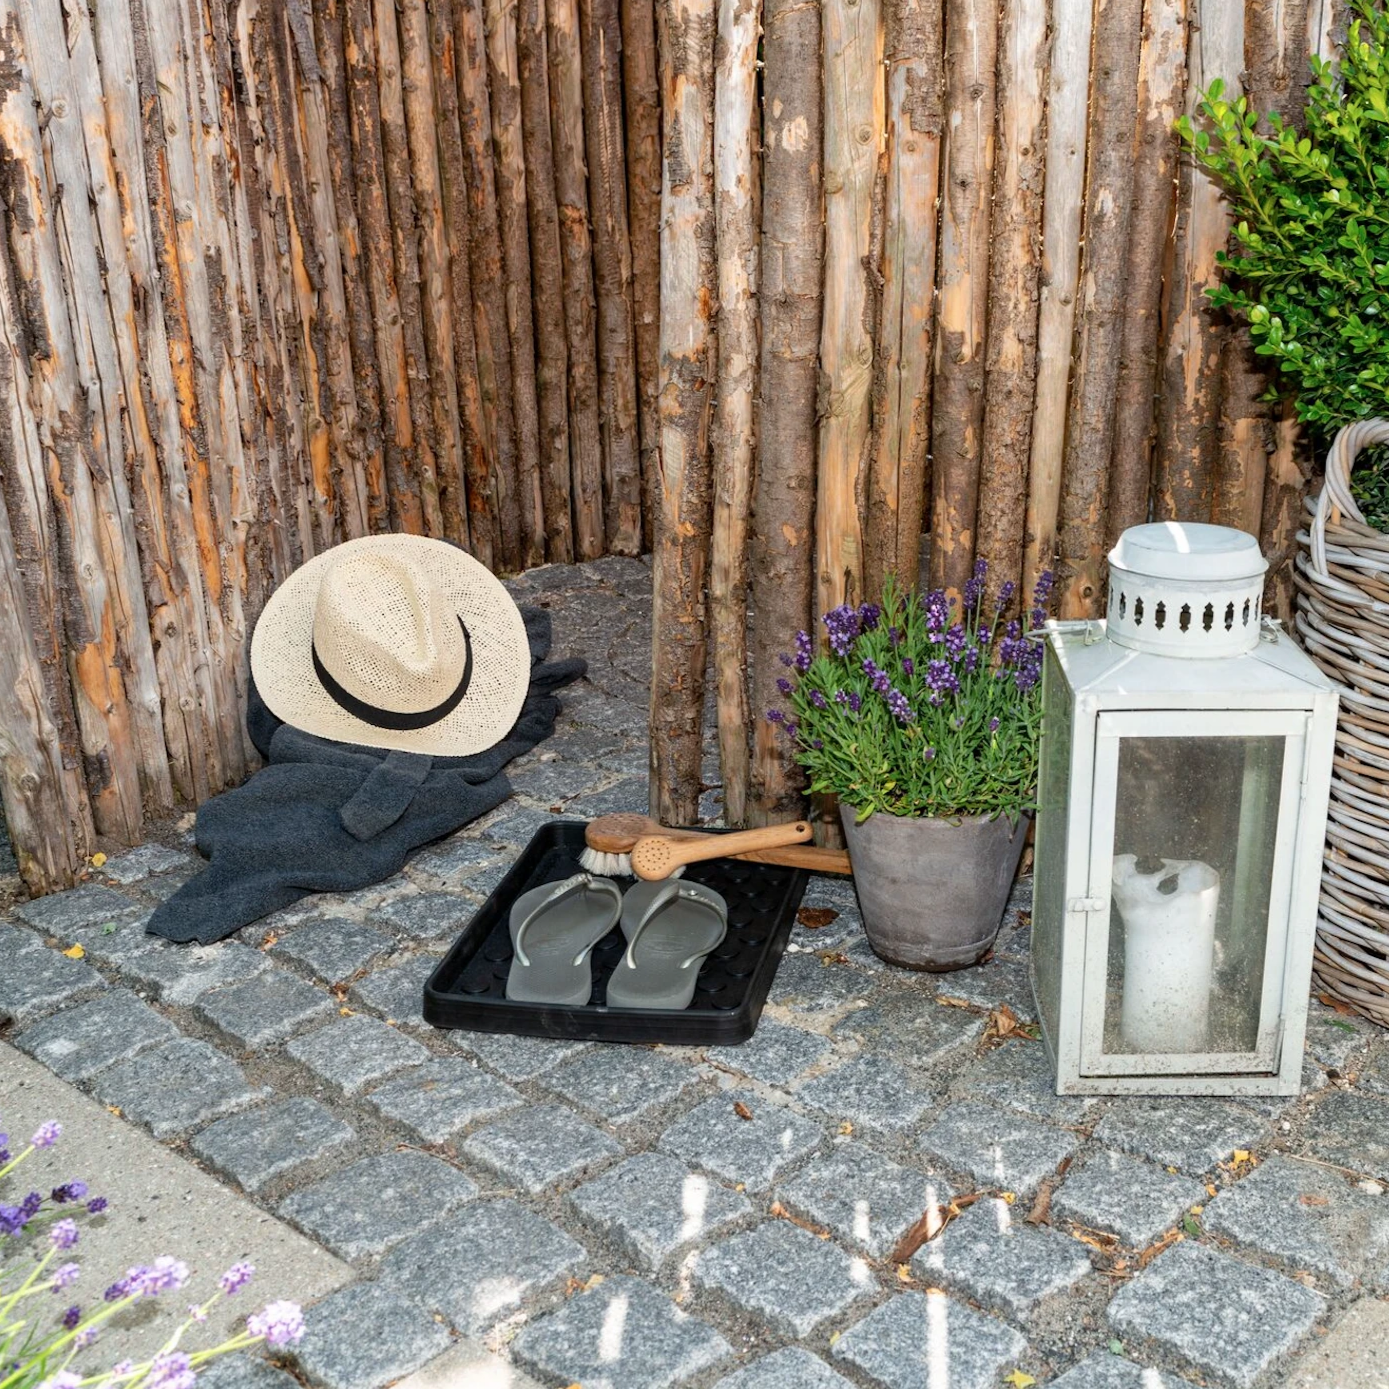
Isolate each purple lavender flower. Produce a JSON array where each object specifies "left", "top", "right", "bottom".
[
  {"left": 249, "top": 1300, "right": 306, "bottom": 1348},
  {"left": 75, "top": 1326, "right": 98, "bottom": 1349},
  {"left": 778, "top": 652, "right": 793, "bottom": 668},
  {"left": 220, "top": 1261, "right": 255, "bottom": 1296},
  {"left": 944, "top": 625, "right": 968, "bottom": 662},
  {"left": 812, "top": 738, "right": 824, "bottom": 749},
  {"left": 50, "top": 1219, "right": 79, "bottom": 1251},
  {"left": 925, "top": 659, "right": 960, "bottom": 701},
  {"left": 962, "top": 557, "right": 988, "bottom": 613},
  {"left": 32, "top": 1121, "right": 61, "bottom": 1149},
  {"left": 808, "top": 689, "right": 828, "bottom": 710},
  {"left": 1032, "top": 569, "right": 1055, "bottom": 605},
  {"left": 61, "top": 1303, "right": 81, "bottom": 1328},
  {"left": 20, "top": 1190, "right": 42, "bottom": 1221},
  {"left": 964, "top": 647, "right": 980, "bottom": 674},
  {"left": 988, "top": 716, "right": 1000, "bottom": 732},
  {"left": 794, "top": 630, "right": 813, "bottom": 672},
  {"left": 0, "top": 1205, "right": 24, "bottom": 1237},
  {"left": 884, "top": 688, "right": 914, "bottom": 723},
  {"left": 0, "top": 1145, "right": 10, "bottom": 1164},
  {"left": 51, "top": 1182, "right": 87, "bottom": 1205},
  {"left": 923, "top": 589, "right": 950, "bottom": 636},
  {"left": 888, "top": 626, "right": 902, "bottom": 647},
  {"left": 784, "top": 722, "right": 799, "bottom": 740},
  {"left": 995, "top": 580, "right": 1016, "bottom": 612},
  {"left": 833, "top": 689, "right": 862, "bottom": 714},
  {"left": 901, "top": 658, "right": 915, "bottom": 678},
  {"left": 37, "top": 1373, "right": 80, "bottom": 1389},
  {"left": 862, "top": 658, "right": 892, "bottom": 696},
  {"left": 112, "top": 1362, "right": 135, "bottom": 1377},
  {"left": 765, "top": 708, "right": 785, "bottom": 725},
  {"left": 52, "top": 1264, "right": 80, "bottom": 1294},
  {"left": 188, "top": 1303, "right": 209, "bottom": 1323},
  {"left": 857, "top": 602, "right": 881, "bottom": 632},
  {"left": 105, "top": 1277, "right": 133, "bottom": 1303},
  {"left": 776, "top": 677, "right": 793, "bottom": 695},
  {"left": 146, "top": 1350, "right": 196, "bottom": 1389},
  {"left": 823, "top": 605, "right": 860, "bottom": 656},
  {"left": 86, "top": 1197, "right": 107, "bottom": 1215}
]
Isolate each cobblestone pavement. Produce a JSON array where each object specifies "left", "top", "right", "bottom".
[{"left": 4, "top": 555, "right": 1389, "bottom": 1389}]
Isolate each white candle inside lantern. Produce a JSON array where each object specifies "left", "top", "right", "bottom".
[{"left": 1111, "top": 854, "right": 1220, "bottom": 1053}]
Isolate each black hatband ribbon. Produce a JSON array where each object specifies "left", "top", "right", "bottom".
[{"left": 312, "top": 616, "right": 473, "bottom": 731}]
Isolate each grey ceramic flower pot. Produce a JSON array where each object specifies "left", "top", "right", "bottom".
[{"left": 839, "top": 805, "right": 1031, "bottom": 971}]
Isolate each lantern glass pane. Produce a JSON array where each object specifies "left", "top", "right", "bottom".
[
  {"left": 1032, "top": 650, "right": 1072, "bottom": 1037},
  {"left": 1101, "top": 734, "right": 1285, "bottom": 1058}
]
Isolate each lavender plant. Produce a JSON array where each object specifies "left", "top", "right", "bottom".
[
  {"left": 767, "top": 562, "right": 1053, "bottom": 820},
  {"left": 1, "top": 1120, "right": 304, "bottom": 1389}
]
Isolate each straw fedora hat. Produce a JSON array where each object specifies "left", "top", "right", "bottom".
[{"left": 250, "top": 535, "right": 531, "bottom": 756}]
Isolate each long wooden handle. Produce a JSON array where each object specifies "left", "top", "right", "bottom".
[
  {"left": 630, "top": 821, "right": 812, "bottom": 880},
  {"left": 730, "top": 844, "right": 853, "bottom": 875}
]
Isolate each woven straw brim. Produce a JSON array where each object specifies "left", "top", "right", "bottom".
[{"left": 250, "top": 535, "right": 531, "bottom": 756}]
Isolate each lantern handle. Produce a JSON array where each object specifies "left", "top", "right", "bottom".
[{"left": 1309, "top": 418, "right": 1389, "bottom": 578}]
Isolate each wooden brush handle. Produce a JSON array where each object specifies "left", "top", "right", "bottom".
[
  {"left": 630, "top": 821, "right": 812, "bottom": 880},
  {"left": 731, "top": 845, "right": 853, "bottom": 875}
]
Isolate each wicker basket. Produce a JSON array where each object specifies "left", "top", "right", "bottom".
[{"left": 1295, "top": 418, "right": 1389, "bottom": 1026}]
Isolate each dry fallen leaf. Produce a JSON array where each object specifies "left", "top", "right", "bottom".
[
  {"left": 1299, "top": 1193, "right": 1330, "bottom": 1207},
  {"left": 837, "top": 1121, "right": 854, "bottom": 1136},
  {"left": 733, "top": 1101, "right": 754, "bottom": 1122},
  {"left": 1316, "top": 991, "right": 1359, "bottom": 1019},
  {"left": 896, "top": 1264, "right": 913, "bottom": 1283},
  {"left": 1232, "top": 1150, "right": 1252, "bottom": 1164},
  {"left": 1025, "top": 1185, "right": 1052, "bottom": 1226},
  {"left": 817, "top": 950, "right": 850, "bottom": 966},
  {"left": 769, "top": 1201, "right": 831, "bottom": 1239},
  {"left": 260, "top": 933, "right": 280, "bottom": 951},
  {"left": 797, "top": 907, "right": 840, "bottom": 929},
  {"left": 936, "top": 995, "right": 975, "bottom": 1010},
  {"left": 1137, "top": 1228, "right": 1182, "bottom": 1268},
  {"left": 62, "top": 944, "right": 86, "bottom": 959},
  {"left": 90, "top": 852, "right": 107, "bottom": 869},
  {"left": 1003, "top": 1372, "right": 1038, "bottom": 1389}
]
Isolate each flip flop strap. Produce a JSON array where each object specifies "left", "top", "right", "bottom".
[
  {"left": 622, "top": 882, "right": 727, "bottom": 973},
  {"left": 514, "top": 873, "right": 622, "bottom": 968}
]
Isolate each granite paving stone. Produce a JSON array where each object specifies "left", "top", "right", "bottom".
[
  {"left": 13, "top": 884, "right": 144, "bottom": 936},
  {"left": 508, "top": 755, "right": 608, "bottom": 806},
  {"left": 659, "top": 1091, "right": 824, "bottom": 1192},
  {"left": 196, "top": 969, "right": 334, "bottom": 1049},
  {"left": 711, "top": 1348, "right": 856, "bottom": 1389},
  {"left": 1106, "top": 1239, "right": 1325, "bottom": 1387},
  {"left": 777, "top": 1144, "right": 954, "bottom": 1259},
  {"left": 911, "top": 1196, "right": 1092, "bottom": 1316},
  {"left": 191, "top": 1096, "right": 355, "bottom": 1192},
  {"left": 1051, "top": 1353, "right": 1200, "bottom": 1388},
  {"left": 1052, "top": 1150, "right": 1207, "bottom": 1248},
  {"left": 286, "top": 1015, "right": 428, "bottom": 1095},
  {"left": 378, "top": 1199, "right": 586, "bottom": 1334},
  {"left": 461, "top": 1102, "right": 623, "bottom": 1192},
  {"left": 832, "top": 1290, "right": 1029, "bottom": 1389},
  {"left": 450, "top": 1028, "right": 592, "bottom": 1080},
  {"left": 1203, "top": 1154, "right": 1389, "bottom": 1285},
  {"left": 292, "top": 1280, "right": 452, "bottom": 1389},
  {"left": 272, "top": 919, "right": 393, "bottom": 984},
  {"left": 1303, "top": 1007, "right": 1373, "bottom": 1073},
  {"left": 691, "top": 1219, "right": 874, "bottom": 1338},
  {"left": 0, "top": 929, "right": 105, "bottom": 1023},
  {"left": 705, "top": 1020, "right": 833, "bottom": 1086},
  {"left": 279, "top": 1150, "right": 477, "bottom": 1259},
  {"left": 795, "top": 1054, "right": 939, "bottom": 1135},
  {"left": 1303, "top": 1090, "right": 1389, "bottom": 1177},
  {"left": 117, "top": 940, "right": 270, "bottom": 1004},
  {"left": 511, "top": 1274, "right": 732, "bottom": 1389},
  {"left": 348, "top": 955, "right": 438, "bottom": 1027},
  {"left": 559, "top": 779, "right": 651, "bottom": 821},
  {"left": 831, "top": 990, "right": 985, "bottom": 1065},
  {"left": 541, "top": 1044, "right": 700, "bottom": 1122},
  {"left": 1094, "top": 1098, "right": 1269, "bottom": 1176},
  {"left": 91, "top": 1037, "right": 263, "bottom": 1138},
  {"left": 918, "top": 1101, "right": 1079, "bottom": 1197},
  {"left": 195, "top": 1355, "right": 301, "bottom": 1389},
  {"left": 99, "top": 843, "right": 195, "bottom": 884},
  {"left": 406, "top": 834, "right": 500, "bottom": 884},
  {"left": 565, "top": 1152, "right": 751, "bottom": 1270},
  {"left": 14, "top": 988, "right": 178, "bottom": 1081},
  {"left": 364, "top": 1057, "right": 523, "bottom": 1144},
  {"left": 935, "top": 956, "right": 1037, "bottom": 1018},
  {"left": 766, "top": 952, "right": 877, "bottom": 1015},
  {"left": 48, "top": 911, "right": 161, "bottom": 967},
  {"left": 957, "top": 1038, "right": 1097, "bottom": 1126},
  {"left": 374, "top": 892, "right": 475, "bottom": 941},
  {"left": 476, "top": 804, "right": 557, "bottom": 848}
]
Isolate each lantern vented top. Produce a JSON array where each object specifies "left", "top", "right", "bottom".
[{"left": 1106, "top": 522, "right": 1268, "bottom": 658}]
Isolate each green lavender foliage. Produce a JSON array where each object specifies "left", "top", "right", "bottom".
[{"left": 1176, "top": 1, "right": 1389, "bottom": 523}]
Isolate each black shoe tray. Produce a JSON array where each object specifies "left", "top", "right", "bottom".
[{"left": 422, "top": 820, "right": 808, "bottom": 1045}]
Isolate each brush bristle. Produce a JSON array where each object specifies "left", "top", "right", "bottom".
[{"left": 576, "top": 844, "right": 684, "bottom": 880}]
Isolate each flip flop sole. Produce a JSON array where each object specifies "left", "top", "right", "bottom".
[
  {"left": 505, "top": 879, "right": 621, "bottom": 1004},
  {"left": 606, "top": 880, "right": 728, "bottom": 1011}
]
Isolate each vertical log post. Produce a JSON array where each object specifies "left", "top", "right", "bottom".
[
  {"left": 650, "top": 0, "right": 716, "bottom": 825},
  {"left": 929, "top": 0, "right": 997, "bottom": 597},
  {"left": 748, "top": 0, "right": 823, "bottom": 824},
  {"left": 710, "top": 0, "right": 760, "bottom": 825}
]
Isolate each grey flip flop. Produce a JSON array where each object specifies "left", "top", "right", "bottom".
[
  {"left": 506, "top": 873, "right": 624, "bottom": 1005},
  {"left": 606, "top": 879, "right": 728, "bottom": 1011}
]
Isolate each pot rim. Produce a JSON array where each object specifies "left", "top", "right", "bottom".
[{"left": 841, "top": 804, "right": 1033, "bottom": 828}]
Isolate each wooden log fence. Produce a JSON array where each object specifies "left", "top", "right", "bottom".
[{"left": 0, "top": 0, "right": 1343, "bottom": 879}]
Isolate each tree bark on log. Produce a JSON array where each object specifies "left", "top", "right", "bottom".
[
  {"left": 816, "top": 0, "right": 882, "bottom": 613},
  {"left": 454, "top": 0, "right": 525, "bottom": 568},
  {"left": 1024, "top": 0, "right": 1094, "bottom": 590},
  {"left": 1057, "top": 0, "right": 1145, "bottom": 618},
  {"left": 548, "top": 0, "right": 606, "bottom": 559},
  {"left": 928, "top": 0, "right": 996, "bottom": 597},
  {"left": 429, "top": 0, "right": 497, "bottom": 567},
  {"left": 650, "top": 0, "right": 716, "bottom": 826},
  {"left": 485, "top": 0, "right": 547, "bottom": 564},
  {"left": 581, "top": 0, "right": 644, "bottom": 555},
  {"left": 621, "top": 0, "right": 663, "bottom": 548},
  {"left": 710, "top": 0, "right": 760, "bottom": 826},
  {"left": 748, "top": 0, "right": 822, "bottom": 825},
  {"left": 975, "top": 0, "right": 1044, "bottom": 597},
  {"left": 1153, "top": 0, "right": 1242, "bottom": 523},
  {"left": 518, "top": 0, "right": 575, "bottom": 562},
  {"left": 865, "top": 0, "right": 944, "bottom": 599},
  {"left": 1108, "top": 0, "right": 1187, "bottom": 546}
]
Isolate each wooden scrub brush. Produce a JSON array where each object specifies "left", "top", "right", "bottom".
[{"left": 580, "top": 814, "right": 851, "bottom": 878}]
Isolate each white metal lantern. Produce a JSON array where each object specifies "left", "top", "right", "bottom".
[{"left": 1032, "top": 523, "right": 1338, "bottom": 1096}]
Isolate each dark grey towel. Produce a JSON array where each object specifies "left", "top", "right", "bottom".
[{"left": 147, "top": 609, "right": 585, "bottom": 945}]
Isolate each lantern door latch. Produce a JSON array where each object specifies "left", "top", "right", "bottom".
[{"left": 1068, "top": 896, "right": 1108, "bottom": 913}]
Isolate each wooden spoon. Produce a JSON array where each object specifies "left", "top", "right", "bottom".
[{"left": 631, "top": 822, "right": 813, "bottom": 881}]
